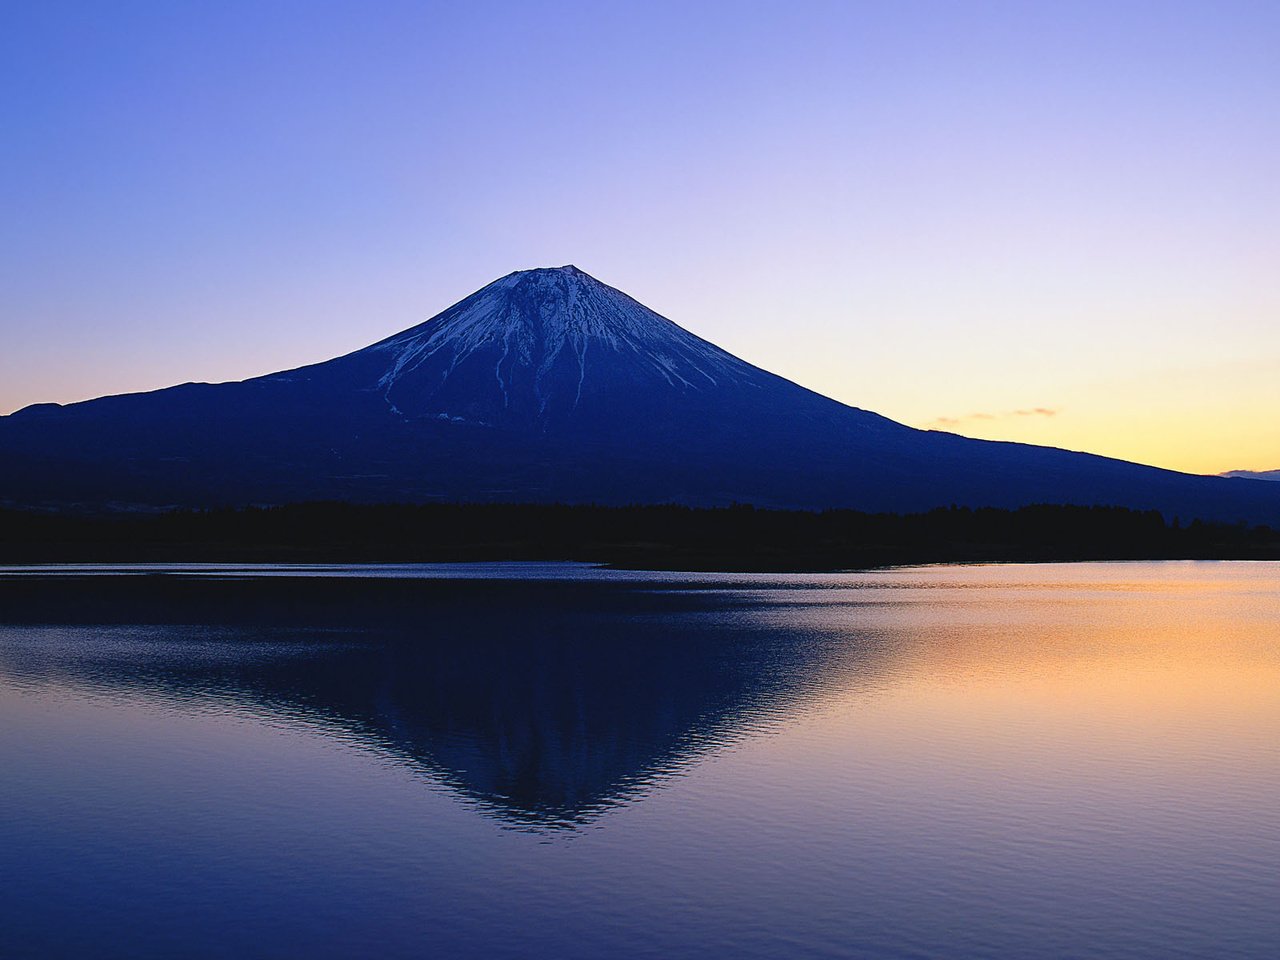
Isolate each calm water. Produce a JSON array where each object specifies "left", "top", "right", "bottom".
[{"left": 1, "top": 562, "right": 1277, "bottom": 959}]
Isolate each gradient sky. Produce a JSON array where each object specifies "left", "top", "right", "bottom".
[{"left": 3, "top": 1, "right": 1277, "bottom": 474}]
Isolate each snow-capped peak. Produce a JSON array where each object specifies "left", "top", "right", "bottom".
[{"left": 361, "top": 266, "right": 759, "bottom": 420}]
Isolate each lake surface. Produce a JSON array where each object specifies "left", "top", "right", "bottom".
[{"left": 1, "top": 561, "right": 1277, "bottom": 959}]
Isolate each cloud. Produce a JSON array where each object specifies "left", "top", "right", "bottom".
[{"left": 924, "top": 407, "right": 1059, "bottom": 430}]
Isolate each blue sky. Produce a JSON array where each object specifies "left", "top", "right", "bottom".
[{"left": 3, "top": 1, "right": 1277, "bottom": 472}]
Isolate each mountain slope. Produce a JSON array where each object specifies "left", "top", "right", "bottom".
[{"left": 3, "top": 265, "right": 1279, "bottom": 524}]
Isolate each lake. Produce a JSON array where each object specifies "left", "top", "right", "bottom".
[{"left": 1, "top": 562, "right": 1277, "bottom": 959}]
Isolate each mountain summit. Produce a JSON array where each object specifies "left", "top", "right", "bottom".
[
  {"left": 344, "top": 265, "right": 760, "bottom": 427},
  {"left": 3, "top": 266, "right": 1279, "bottom": 523}
]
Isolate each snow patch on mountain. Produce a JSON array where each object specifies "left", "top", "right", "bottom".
[{"left": 367, "top": 266, "right": 756, "bottom": 410}]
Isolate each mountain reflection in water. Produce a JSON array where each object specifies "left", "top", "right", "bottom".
[{"left": 0, "top": 574, "right": 875, "bottom": 827}]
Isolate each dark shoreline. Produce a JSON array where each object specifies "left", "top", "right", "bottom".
[{"left": 3, "top": 502, "right": 1279, "bottom": 572}]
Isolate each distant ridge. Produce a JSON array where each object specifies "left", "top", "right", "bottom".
[
  {"left": 2, "top": 265, "right": 1280, "bottom": 525},
  {"left": 1222, "top": 469, "right": 1280, "bottom": 482}
]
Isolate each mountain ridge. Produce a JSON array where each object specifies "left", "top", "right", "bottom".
[
  {"left": 1222, "top": 469, "right": 1280, "bottom": 482},
  {"left": 2, "top": 265, "right": 1279, "bottom": 524}
]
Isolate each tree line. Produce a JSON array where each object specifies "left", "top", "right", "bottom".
[{"left": 2, "top": 501, "right": 1277, "bottom": 569}]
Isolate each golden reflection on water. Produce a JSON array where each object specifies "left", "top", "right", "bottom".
[{"left": 763, "top": 563, "right": 1280, "bottom": 824}]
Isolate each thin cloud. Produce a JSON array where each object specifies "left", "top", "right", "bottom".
[
  {"left": 924, "top": 407, "right": 1059, "bottom": 430},
  {"left": 1013, "top": 407, "right": 1057, "bottom": 418}
]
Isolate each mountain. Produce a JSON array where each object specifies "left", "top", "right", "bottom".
[
  {"left": 3, "top": 264, "right": 1279, "bottom": 524},
  {"left": 1222, "top": 469, "right": 1280, "bottom": 482}
]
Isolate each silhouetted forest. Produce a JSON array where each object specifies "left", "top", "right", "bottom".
[{"left": 2, "top": 502, "right": 1278, "bottom": 569}]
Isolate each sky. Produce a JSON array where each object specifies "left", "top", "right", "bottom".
[{"left": 2, "top": 0, "right": 1277, "bottom": 475}]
